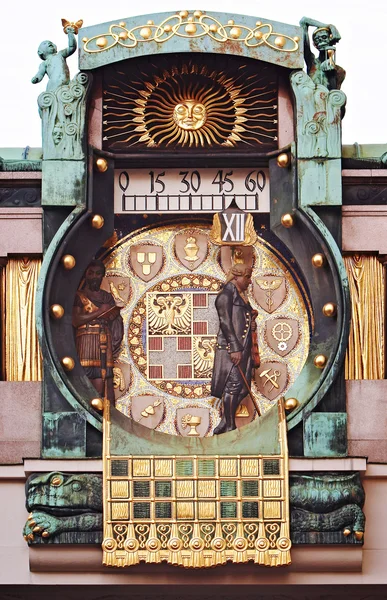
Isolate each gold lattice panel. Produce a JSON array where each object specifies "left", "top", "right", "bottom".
[{"left": 103, "top": 401, "right": 291, "bottom": 568}]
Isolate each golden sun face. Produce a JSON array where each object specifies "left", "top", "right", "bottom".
[
  {"left": 103, "top": 56, "right": 278, "bottom": 150},
  {"left": 173, "top": 101, "right": 207, "bottom": 131}
]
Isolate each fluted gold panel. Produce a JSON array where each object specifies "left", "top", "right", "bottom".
[
  {"left": 111, "top": 481, "right": 129, "bottom": 499},
  {"left": 176, "top": 480, "right": 194, "bottom": 498},
  {"left": 198, "top": 480, "right": 216, "bottom": 498},
  {"left": 112, "top": 503, "right": 129, "bottom": 520},
  {"left": 344, "top": 255, "right": 385, "bottom": 379},
  {"left": 198, "top": 502, "right": 216, "bottom": 520},
  {"left": 132, "top": 459, "right": 151, "bottom": 477},
  {"left": 263, "top": 480, "right": 281, "bottom": 498},
  {"left": 5, "top": 258, "right": 42, "bottom": 381}
]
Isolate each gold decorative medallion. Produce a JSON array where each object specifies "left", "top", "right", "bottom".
[
  {"left": 177, "top": 408, "right": 210, "bottom": 437},
  {"left": 101, "top": 275, "right": 131, "bottom": 306},
  {"left": 130, "top": 395, "right": 165, "bottom": 429},
  {"left": 112, "top": 362, "right": 131, "bottom": 400}
]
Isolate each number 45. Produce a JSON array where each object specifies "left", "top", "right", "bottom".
[{"left": 212, "top": 170, "right": 234, "bottom": 193}]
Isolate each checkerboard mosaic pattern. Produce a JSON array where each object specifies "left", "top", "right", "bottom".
[{"left": 103, "top": 454, "right": 291, "bottom": 567}]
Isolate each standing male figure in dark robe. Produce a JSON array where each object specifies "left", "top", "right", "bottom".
[
  {"left": 211, "top": 263, "right": 259, "bottom": 435},
  {"left": 72, "top": 259, "right": 124, "bottom": 402}
]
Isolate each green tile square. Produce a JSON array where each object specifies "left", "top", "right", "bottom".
[
  {"left": 263, "top": 459, "right": 280, "bottom": 476},
  {"left": 242, "top": 480, "right": 259, "bottom": 497},
  {"left": 221, "top": 502, "right": 237, "bottom": 518},
  {"left": 111, "top": 460, "right": 128, "bottom": 476},
  {"left": 133, "top": 481, "right": 150, "bottom": 497},
  {"left": 176, "top": 459, "right": 193, "bottom": 477},
  {"left": 198, "top": 460, "right": 215, "bottom": 477},
  {"left": 242, "top": 502, "right": 259, "bottom": 518},
  {"left": 155, "top": 502, "right": 172, "bottom": 519},
  {"left": 133, "top": 502, "right": 150, "bottom": 519},
  {"left": 220, "top": 480, "right": 237, "bottom": 497},
  {"left": 155, "top": 481, "right": 172, "bottom": 498}
]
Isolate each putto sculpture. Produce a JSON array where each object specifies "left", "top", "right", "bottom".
[
  {"left": 31, "top": 19, "right": 90, "bottom": 160},
  {"left": 31, "top": 19, "right": 83, "bottom": 91}
]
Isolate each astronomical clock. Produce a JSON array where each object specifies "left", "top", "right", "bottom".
[{"left": 26, "top": 10, "right": 364, "bottom": 572}]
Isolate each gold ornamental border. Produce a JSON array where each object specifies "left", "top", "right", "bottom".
[
  {"left": 83, "top": 11, "right": 300, "bottom": 54},
  {"left": 102, "top": 398, "right": 291, "bottom": 568}
]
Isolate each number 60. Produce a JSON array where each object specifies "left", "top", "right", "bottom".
[{"left": 244, "top": 170, "right": 266, "bottom": 192}]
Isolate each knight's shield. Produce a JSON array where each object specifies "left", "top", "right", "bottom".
[
  {"left": 176, "top": 407, "right": 210, "bottom": 438},
  {"left": 131, "top": 395, "right": 164, "bottom": 429},
  {"left": 219, "top": 245, "right": 255, "bottom": 274},
  {"left": 253, "top": 275, "right": 286, "bottom": 313},
  {"left": 254, "top": 361, "right": 288, "bottom": 401},
  {"left": 101, "top": 275, "right": 130, "bottom": 307},
  {"left": 174, "top": 232, "right": 209, "bottom": 271},
  {"left": 130, "top": 245, "right": 164, "bottom": 282},
  {"left": 265, "top": 318, "right": 300, "bottom": 357}
]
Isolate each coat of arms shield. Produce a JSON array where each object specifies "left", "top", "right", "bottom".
[
  {"left": 265, "top": 317, "right": 300, "bottom": 357},
  {"left": 130, "top": 395, "right": 164, "bottom": 429},
  {"left": 174, "top": 232, "right": 209, "bottom": 271},
  {"left": 254, "top": 361, "right": 288, "bottom": 401},
  {"left": 130, "top": 245, "right": 164, "bottom": 282},
  {"left": 253, "top": 275, "right": 287, "bottom": 313}
]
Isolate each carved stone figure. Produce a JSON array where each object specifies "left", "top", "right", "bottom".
[
  {"left": 300, "top": 17, "right": 345, "bottom": 91},
  {"left": 72, "top": 260, "right": 124, "bottom": 403},
  {"left": 23, "top": 471, "right": 365, "bottom": 545},
  {"left": 290, "top": 473, "right": 365, "bottom": 542},
  {"left": 211, "top": 263, "right": 260, "bottom": 434},
  {"left": 23, "top": 472, "right": 102, "bottom": 544},
  {"left": 31, "top": 26, "right": 77, "bottom": 92},
  {"left": 32, "top": 21, "right": 90, "bottom": 160},
  {"left": 291, "top": 70, "right": 346, "bottom": 159},
  {"left": 37, "top": 70, "right": 90, "bottom": 160}
]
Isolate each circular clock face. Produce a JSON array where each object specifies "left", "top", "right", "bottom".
[{"left": 99, "top": 223, "right": 311, "bottom": 437}]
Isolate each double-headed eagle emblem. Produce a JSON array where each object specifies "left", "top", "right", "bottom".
[{"left": 148, "top": 294, "right": 191, "bottom": 335}]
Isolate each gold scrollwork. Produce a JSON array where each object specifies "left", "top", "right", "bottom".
[{"left": 83, "top": 12, "right": 299, "bottom": 54}]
